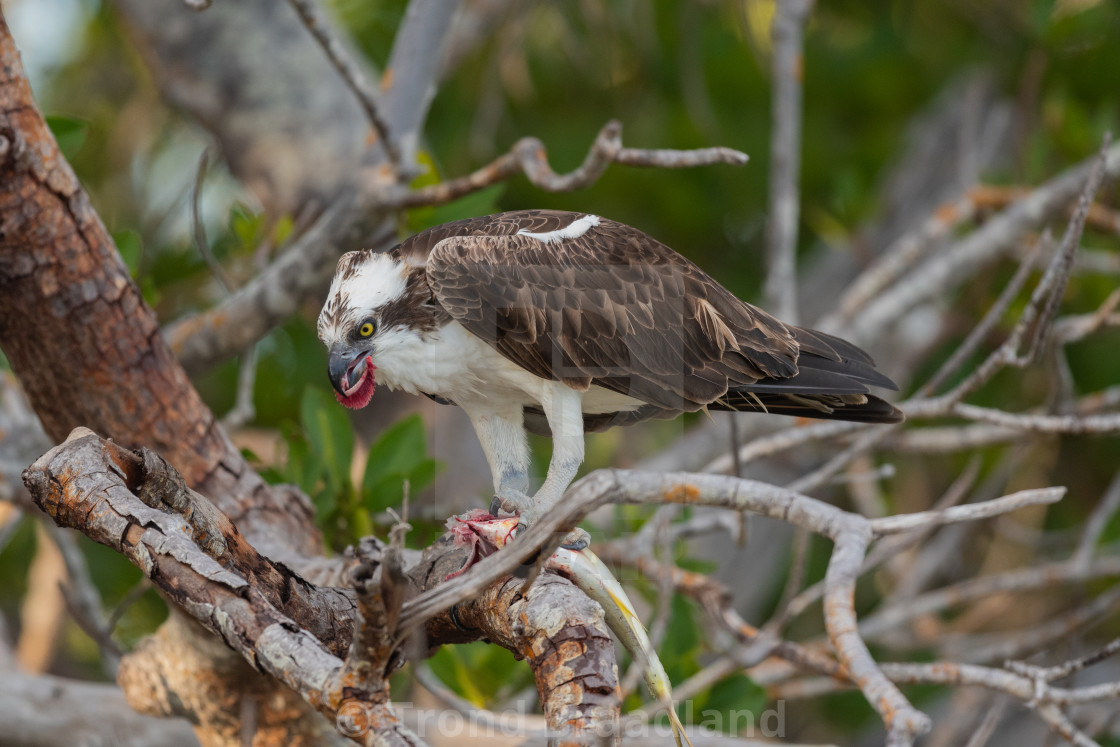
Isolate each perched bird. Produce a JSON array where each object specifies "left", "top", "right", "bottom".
[{"left": 318, "top": 210, "right": 902, "bottom": 546}]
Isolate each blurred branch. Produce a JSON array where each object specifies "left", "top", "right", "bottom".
[
  {"left": 45, "top": 523, "right": 122, "bottom": 672},
  {"left": 286, "top": 0, "right": 400, "bottom": 169},
  {"left": 1073, "top": 470, "right": 1120, "bottom": 569},
  {"left": 381, "top": 0, "right": 463, "bottom": 167},
  {"left": 764, "top": 0, "right": 813, "bottom": 323},
  {"left": 829, "top": 139, "right": 1120, "bottom": 343},
  {"left": 0, "top": 669, "right": 200, "bottom": 747},
  {"left": 859, "top": 554, "right": 1120, "bottom": 641}
]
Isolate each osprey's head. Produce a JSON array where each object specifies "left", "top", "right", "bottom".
[{"left": 318, "top": 250, "right": 410, "bottom": 409}]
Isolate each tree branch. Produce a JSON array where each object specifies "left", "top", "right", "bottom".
[
  {"left": 285, "top": 0, "right": 400, "bottom": 168},
  {"left": 764, "top": 0, "right": 813, "bottom": 323}
]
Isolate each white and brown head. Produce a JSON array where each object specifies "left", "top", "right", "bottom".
[{"left": 317, "top": 249, "right": 447, "bottom": 408}]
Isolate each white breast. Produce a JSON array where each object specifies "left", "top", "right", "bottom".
[{"left": 372, "top": 320, "right": 644, "bottom": 416}]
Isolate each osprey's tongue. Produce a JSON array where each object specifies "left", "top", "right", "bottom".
[{"left": 335, "top": 355, "right": 376, "bottom": 409}]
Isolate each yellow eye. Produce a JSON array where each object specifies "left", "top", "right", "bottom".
[{"left": 359, "top": 322, "right": 375, "bottom": 337}]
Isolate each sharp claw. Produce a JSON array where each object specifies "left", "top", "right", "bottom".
[
  {"left": 561, "top": 535, "right": 590, "bottom": 551},
  {"left": 489, "top": 496, "right": 503, "bottom": 516}
]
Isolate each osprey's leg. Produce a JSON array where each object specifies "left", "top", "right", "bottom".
[
  {"left": 525, "top": 382, "right": 590, "bottom": 550},
  {"left": 467, "top": 406, "right": 532, "bottom": 514}
]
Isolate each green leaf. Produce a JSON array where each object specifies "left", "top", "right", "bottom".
[
  {"left": 427, "top": 641, "right": 530, "bottom": 705},
  {"left": 300, "top": 387, "right": 354, "bottom": 494},
  {"left": 363, "top": 460, "right": 437, "bottom": 514},
  {"left": 699, "top": 674, "right": 767, "bottom": 732},
  {"left": 362, "top": 415, "right": 440, "bottom": 513},
  {"left": 428, "top": 184, "right": 506, "bottom": 227},
  {"left": 661, "top": 594, "right": 700, "bottom": 681},
  {"left": 46, "top": 115, "right": 89, "bottom": 160},
  {"left": 229, "top": 202, "right": 266, "bottom": 249},
  {"left": 112, "top": 229, "right": 142, "bottom": 275},
  {"left": 362, "top": 414, "right": 427, "bottom": 487}
]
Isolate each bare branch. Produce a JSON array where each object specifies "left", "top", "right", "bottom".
[
  {"left": 920, "top": 236, "right": 1041, "bottom": 395},
  {"left": 946, "top": 403, "right": 1120, "bottom": 434},
  {"left": 190, "top": 149, "right": 235, "bottom": 294},
  {"left": 0, "top": 669, "right": 199, "bottom": 747},
  {"left": 381, "top": 0, "right": 462, "bottom": 166},
  {"left": 1073, "top": 469, "right": 1120, "bottom": 569},
  {"left": 391, "top": 119, "right": 749, "bottom": 209},
  {"left": 285, "top": 0, "right": 400, "bottom": 169},
  {"left": 764, "top": 0, "right": 814, "bottom": 323},
  {"left": 827, "top": 139, "right": 1120, "bottom": 343},
  {"left": 859, "top": 555, "right": 1120, "bottom": 641},
  {"left": 868, "top": 487, "right": 1065, "bottom": 534}
]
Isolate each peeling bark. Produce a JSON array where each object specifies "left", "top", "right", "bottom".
[{"left": 24, "top": 428, "right": 621, "bottom": 745}]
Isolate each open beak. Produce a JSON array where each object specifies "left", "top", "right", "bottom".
[{"left": 328, "top": 348, "right": 371, "bottom": 398}]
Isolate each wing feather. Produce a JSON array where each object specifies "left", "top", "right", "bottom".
[{"left": 412, "top": 210, "right": 899, "bottom": 420}]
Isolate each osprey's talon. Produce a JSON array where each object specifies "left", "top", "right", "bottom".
[
  {"left": 490, "top": 488, "right": 532, "bottom": 517},
  {"left": 560, "top": 528, "right": 590, "bottom": 551}
]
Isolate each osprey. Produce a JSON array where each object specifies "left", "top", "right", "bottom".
[{"left": 318, "top": 210, "right": 902, "bottom": 544}]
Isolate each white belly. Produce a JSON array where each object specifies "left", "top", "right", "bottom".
[{"left": 372, "top": 321, "right": 645, "bottom": 415}]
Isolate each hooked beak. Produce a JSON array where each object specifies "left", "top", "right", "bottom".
[{"left": 328, "top": 347, "right": 374, "bottom": 401}]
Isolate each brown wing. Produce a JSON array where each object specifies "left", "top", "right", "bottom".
[{"left": 423, "top": 210, "right": 813, "bottom": 411}]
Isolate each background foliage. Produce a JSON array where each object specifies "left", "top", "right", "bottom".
[{"left": 2, "top": 0, "right": 1119, "bottom": 742}]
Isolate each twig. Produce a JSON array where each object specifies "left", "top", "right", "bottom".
[
  {"left": 868, "top": 487, "right": 1065, "bottom": 534},
  {"left": 831, "top": 139, "right": 1120, "bottom": 343},
  {"left": 728, "top": 413, "right": 750, "bottom": 548},
  {"left": 886, "top": 423, "right": 1021, "bottom": 453},
  {"left": 285, "top": 0, "right": 400, "bottom": 169},
  {"left": 702, "top": 419, "right": 867, "bottom": 475},
  {"left": 946, "top": 404, "right": 1120, "bottom": 435},
  {"left": 191, "top": 149, "right": 258, "bottom": 429},
  {"left": 829, "top": 187, "right": 987, "bottom": 328},
  {"left": 1053, "top": 289, "right": 1120, "bottom": 345},
  {"left": 106, "top": 578, "right": 153, "bottom": 632},
  {"left": 962, "top": 697, "right": 1007, "bottom": 747},
  {"left": 44, "top": 524, "right": 121, "bottom": 671},
  {"left": 221, "top": 344, "right": 258, "bottom": 429},
  {"left": 390, "top": 119, "right": 748, "bottom": 209},
  {"left": 929, "top": 135, "right": 1108, "bottom": 405},
  {"left": 785, "top": 425, "right": 895, "bottom": 495},
  {"left": 859, "top": 554, "right": 1120, "bottom": 641},
  {"left": 763, "top": 526, "right": 810, "bottom": 634},
  {"left": 1073, "top": 470, "right": 1120, "bottom": 569},
  {"left": 1007, "top": 637, "right": 1120, "bottom": 684},
  {"left": 921, "top": 236, "right": 1042, "bottom": 395},
  {"left": 951, "top": 583, "right": 1120, "bottom": 665},
  {"left": 764, "top": 0, "right": 814, "bottom": 323},
  {"left": 190, "top": 150, "right": 234, "bottom": 294},
  {"left": 413, "top": 664, "right": 540, "bottom": 735},
  {"left": 779, "top": 458, "right": 980, "bottom": 625}
]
